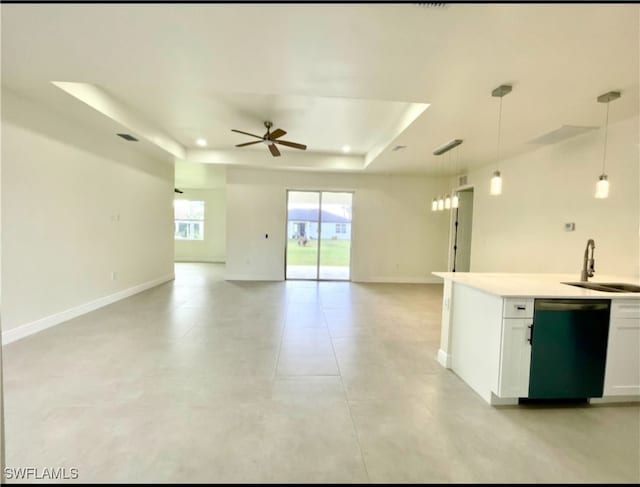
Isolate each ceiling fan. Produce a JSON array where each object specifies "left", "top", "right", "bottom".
[{"left": 231, "top": 121, "right": 307, "bottom": 157}]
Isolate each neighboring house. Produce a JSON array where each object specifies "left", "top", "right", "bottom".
[{"left": 287, "top": 208, "right": 351, "bottom": 240}]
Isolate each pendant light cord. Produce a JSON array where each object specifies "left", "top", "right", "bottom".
[
  {"left": 601, "top": 101, "right": 610, "bottom": 174},
  {"left": 496, "top": 96, "right": 503, "bottom": 170},
  {"left": 449, "top": 150, "right": 452, "bottom": 186}
]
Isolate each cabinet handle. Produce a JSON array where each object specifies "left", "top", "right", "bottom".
[
  {"left": 516, "top": 305, "right": 527, "bottom": 311},
  {"left": 527, "top": 324, "right": 534, "bottom": 345}
]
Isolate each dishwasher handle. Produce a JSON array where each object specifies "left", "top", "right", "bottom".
[
  {"left": 535, "top": 299, "right": 610, "bottom": 311},
  {"left": 527, "top": 323, "right": 534, "bottom": 345}
]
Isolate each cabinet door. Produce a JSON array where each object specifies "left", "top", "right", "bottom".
[
  {"left": 604, "top": 316, "right": 640, "bottom": 396},
  {"left": 498, "top": 318, "right": 532, "bottom": 398}
]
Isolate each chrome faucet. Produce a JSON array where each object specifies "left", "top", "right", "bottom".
[{"left": 581, "top": 239, "right": 596, "bottom": 281}]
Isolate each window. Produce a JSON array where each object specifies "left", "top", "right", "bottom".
[
  {"left": 335, "top": 223, "right": 346, "bottom": 234},
  {"left": 174, "top": 200, "right": 205, "bottom": 240}
]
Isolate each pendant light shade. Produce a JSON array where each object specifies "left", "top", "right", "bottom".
[
  {"left": 595, "top": 174, "right": 609, "bottom": 199},
  {"left": 444, "top": 194, "right": 451, "bottom": 209},
  {"left": 452, "top": 193, "right": 459, "bottom": 208},
  {"left": 431, "top": 198, "right": 438, "bottom": 211},
  {"left": 595, "top": 91, "right": 620, "bottom": 200},
  {"left": 437, "top": 197, "right": 444, "bottom": 211},
  {"left": 490, "top": 170, "right": 502, "bottom": 196}
]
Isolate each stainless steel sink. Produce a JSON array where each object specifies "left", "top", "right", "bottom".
[{"left": 562, "top": 282, "right": 640, "bottom": 293}]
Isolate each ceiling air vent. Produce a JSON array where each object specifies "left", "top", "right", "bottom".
[
  {"left": 528, "top": 125, "right": 597, "bottom": 146},
  {"left": 117, "top": 133, "right": 138, "bottom": 142},
  {"left": 414, "top": 3, "right": 447, "bottom": 7},
  {"left": 458, "top": 175, "right": 468, "bottom": 187}
]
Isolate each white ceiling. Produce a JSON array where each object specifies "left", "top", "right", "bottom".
[
  {"left": 112, "top": 90, "right": 423, "bottom": 155},
  {"left": 2, "top": 3, "right": 638, "bottom": 176}
]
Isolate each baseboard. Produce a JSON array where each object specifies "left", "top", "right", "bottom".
[
  {"left": 2, "top": 273, "right": 175, "bottom": 345},
  {"left": 490, "top": 393, "right": 519, "bottom": 406},
  {"left": 354, "top": 276, "right": 443, "bottom": 284},
  {"left": 437, "top": 348, "right": 451, "bottom": 368}
]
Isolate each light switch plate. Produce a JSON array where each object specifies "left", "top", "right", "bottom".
[{"left": 564, "top": 222, "right": 576, "bottom": 232}]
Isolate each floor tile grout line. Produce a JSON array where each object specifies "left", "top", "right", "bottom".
[{"left": 323, "top": 305, "right": 372, "bottom": 484}]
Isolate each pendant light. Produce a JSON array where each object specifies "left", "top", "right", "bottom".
[
  {"left": 436, "top": 147, "right": 444, "bottom": 211},
  {"left": 444, "top": 150, "right": 452, "bottom": 209},
  {"left": 431, "top": 139, "right": 464, "bottom": 212},
  {"left": 452, "top": 147, "right": 460, "bottom": 208},
  {"left": 595, "top": 91, "right": 620, "bottom": 199},
  {"left": 490, "top": 84, "right": 512, "bottom": 196}
]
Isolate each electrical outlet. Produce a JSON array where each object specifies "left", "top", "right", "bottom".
[
  {"left": 564, "top": 222, "right": 576, "bottom": 232},
  {"left": 111, "top": 271, "right": 118, "bottom": 280}
]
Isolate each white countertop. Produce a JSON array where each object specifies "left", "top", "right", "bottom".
[{"left": 432, "top": 272, "right": 640, "bottom": 299}]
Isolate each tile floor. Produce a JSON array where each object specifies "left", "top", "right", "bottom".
[{"left": 3, "top": 263, "right": 639, "bottom": 483}]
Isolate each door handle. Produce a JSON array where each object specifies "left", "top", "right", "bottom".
[{"left": 527, "top": 324, "right": 534, "bottom": 345}]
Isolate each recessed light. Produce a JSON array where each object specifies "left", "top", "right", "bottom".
[
  {"left": 342, "top": 145, "right": 351, "bottom": 153},
  {"left": 196, "top": 138, "right": 207, "bottom": 147}
]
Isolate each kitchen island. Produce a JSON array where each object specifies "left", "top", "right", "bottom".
[{"left": 433, "top": 272, "right": 640, "bottom": 405}]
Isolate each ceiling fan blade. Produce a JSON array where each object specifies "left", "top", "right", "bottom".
[
  {"left": 268, "top": 143, "right": 281, "bottom": 157},
  {"left": 235, "top": 140, "right": 263, "bottom": 147},
  {"left": 231, "top": 129, "right": 263, "bottom": 139},
  {"left": 274, "top": 139, "right": 307, "bottom": 150},
  {"left": 269, "top": 128, "right": 286, "bottom": 139}
]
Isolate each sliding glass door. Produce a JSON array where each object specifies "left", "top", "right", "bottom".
[
  {"left": 318, "top": 192, "right": 352, "bottom": 280},
  {"left": 285, "top": 191, "right": 320, "bottom": 280},
  {"left": 286, "top": 190, "right": 353, "bottom": 281}
]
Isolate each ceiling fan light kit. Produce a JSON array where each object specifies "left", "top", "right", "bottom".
[{"left": 232, "top": 121, "right": 307, "bottom": 157}]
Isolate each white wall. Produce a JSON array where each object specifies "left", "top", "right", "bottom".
[
  {"left": 1, "top": 89, "right": 175, "bottom": 336},
  {"left": 225, "top": 167, "right": 451, "bottom": 282},
  {"left": 174, "top": 188, "right": 226, "bottom": 263},
  {"left": 464, "top": 115, "right": 639, "bottom": 278}
]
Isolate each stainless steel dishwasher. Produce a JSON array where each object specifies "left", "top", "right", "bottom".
[{"left": 528, "top": 299, "right": 611, "bottom": 399}]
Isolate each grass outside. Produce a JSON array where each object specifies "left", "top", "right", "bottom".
[{"left": 286, "top": 239, "right": 351, "bottom": 266}]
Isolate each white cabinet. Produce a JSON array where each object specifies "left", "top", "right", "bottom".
[
  {"left": 497, "top": 318, "right": 532, "bottom": 398},
  {"left": 604, "top": 300, "right": 640, "bottom": 396},
  {"left": 498, "top": 299, "right": 534, "bottom": 399}
]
